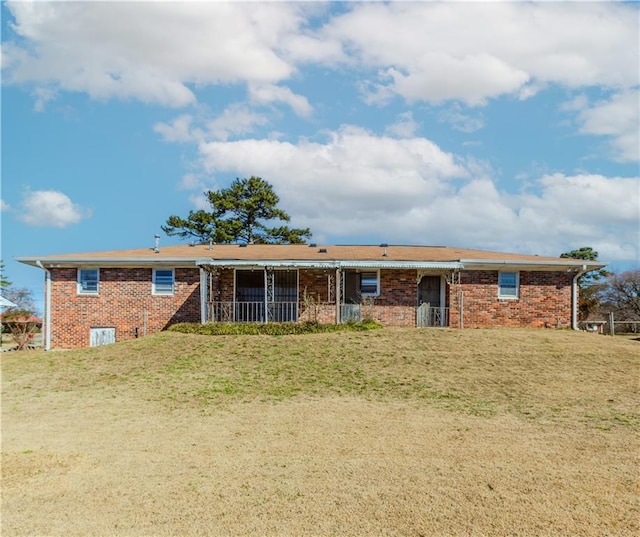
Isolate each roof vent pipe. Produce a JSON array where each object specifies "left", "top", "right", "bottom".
[
  {"left": 208, "top": 239, "right": 213, "bottom": 251},
  {"left": 154, "top": 234, "right": 160, "bottom": 253}
]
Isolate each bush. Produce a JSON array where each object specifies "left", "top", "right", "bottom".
[{"left": 167, "top": 320, "right": 382, "bottom": 336}]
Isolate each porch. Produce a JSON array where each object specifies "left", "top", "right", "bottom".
[{"left": 199, "top": 265, "right": 455, "bottom": 328}]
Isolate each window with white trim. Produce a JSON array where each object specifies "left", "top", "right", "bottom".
[
  {"left": 343, "top": 269, "right": 381, "bottom": 303},
  {"left": 360, "top": 271, "right": 380, "bottom": 296},
  {"left": 498, "top": 271, "right": 519, "bottom": 299},
  {"left": 153, "top": 268, "right": 175, "bottom": 295},
  {"left": 78, "top": 268, "right": 99, "bottom": 295}
]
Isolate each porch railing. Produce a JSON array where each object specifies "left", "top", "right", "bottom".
[
  {"left": 207, "top": 301, "right": 449, "bottom": 327},
  {"left": 339, "top": 304, "right": 362, "bottom": 323},
  {"left": 417, "top": 305, "right": 449, "bottom": 327},
  {"left": 207, "top": 301, "right": 298, "bottom": 323}
]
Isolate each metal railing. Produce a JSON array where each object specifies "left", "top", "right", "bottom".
[
  {"left": 417, "top": 305, "right": 449, "bottom": 327},
  {"left": 207, "top": 301, "right": 298, "bottom": 323},
  {"left": 208, "top": 301, "right": 450, "bottom": 327},
  {"left": 339, "top": 304, "right": 362, "bottom": 323}
]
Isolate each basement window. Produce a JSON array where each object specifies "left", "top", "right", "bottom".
[
  {"left": 153, "top": 268, "right": 175, "bottom": 295},
  {"left": 78, "top": 268, "right": 99, "bottom": 295},
  {"left": 498, "top": 272, "right": 519, "bottom": 299}
]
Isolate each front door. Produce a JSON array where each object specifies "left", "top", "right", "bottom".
[
  {"left": 418, "top": 276, "right": 441, "bottom": 307},
  {"left": 235, "top": 270, "right": 265, "bottom": 322},
  {"left": 417, "top": 276, "right": 442, "bottom": 327}
]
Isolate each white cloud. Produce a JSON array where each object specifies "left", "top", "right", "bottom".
[
  {"left": 386, "top": 112, "right": 419, "bottom": 138},
  {"left": 178, "top": 174, "right": 206, "bottom": 191},
  {"left": 575, "top": 91, "right": 640, "bottom": 162},
  {"left": 0, "top": 199, "right": 10, "bottom": 211},
  {"left": 188, "top": 193, "right": 211, "bottom": 212},
  {"left": 154, "top": 115, "right": 198, "bottom": 143},
  {"left": 191, "top": 130, "right": 638, "bottom": 263},
  {"left": 4, "top": 2, "right": 636, "bottom": 110},
  {"left": 17, "top": 190, "right": 90, "bottom": 228},
  {"left": 206, "top": 104, "right": 269, "bottom": 141},
  {"left": 155, "top": 105, "right": 270, "bottom": 143},
  {"left": 438, "top": 104, "right": 484, "bottom": 133},
  {"left": 248, "top": 83, "right": 313, "bottom": 118},
  {"left": 4, "top": 1, "right": 637, "bottom": 166},
  {"left": 561, "top": 94, "right": 589, "bottom": 113},
  {"left": 31, "top": 87, "right": 56, "bottom": 112},
  {"left": 3, "top": 2, "right": 305, "bottom": 107},
  {"left": 324, "top": 2, "right": 638, "bottom": 105}
]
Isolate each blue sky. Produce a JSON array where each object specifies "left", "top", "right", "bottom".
[{"left": 1, "top": 1, "right": 639, "bottom": 313}]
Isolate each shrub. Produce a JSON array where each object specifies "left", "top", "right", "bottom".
[{"left": 167, "top": 320, "right": 382, "bottom": 336}]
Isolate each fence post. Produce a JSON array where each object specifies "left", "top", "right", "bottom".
[{"left": 609, "top": 312, "right": 615, "bottom": 336}]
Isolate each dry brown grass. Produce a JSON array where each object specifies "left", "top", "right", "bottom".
[{"left": 2, "top": 328, "right": 638, "bottom": 536}]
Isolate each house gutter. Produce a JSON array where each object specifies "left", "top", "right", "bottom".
[
  {"left": 17, "top": 257, "right": 197, "bottom": 267},
  {"left": 459, "top": 259, "right": 605, "bottom": 269},
  {"left": 196, "top": 259, "right": 464, "bottom": 270},
  {"left": 35, "top": 260, "right": 51, "bottom": 351},
  {"left": 572, "top": 264, "right": 588, "bottom": 331}
]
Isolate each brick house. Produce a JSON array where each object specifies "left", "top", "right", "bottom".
[{"left": 17, "top": 243, "right": 606, "bottom": 349}]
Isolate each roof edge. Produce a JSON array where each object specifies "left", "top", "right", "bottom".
[
  {"left": 197, "top": 259, "right": 465, "bottom": 270},
  {"left": 460, "top": 259, "right": 608, "bottom": 269},
  {"left": 16, "top": 257, "right": 199, "bottom": 267}
]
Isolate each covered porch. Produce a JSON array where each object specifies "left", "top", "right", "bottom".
[{"left": 197, "top": 260, "right": 462, "bottom": 327}]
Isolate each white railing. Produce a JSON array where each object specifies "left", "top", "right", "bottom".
[
  {"left": 417, "top": 305, "right": 449, "bottom": 327},
  {"left": 207, "top": 301, "right": 298, "bottom": 323},
  {"left": 339, "top": 304, "right": 362, "bottom": 323},
  {"left": 208, "top": 301, "right": 450, "bottom": 327}
]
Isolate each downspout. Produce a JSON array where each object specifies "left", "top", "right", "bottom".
[
  {"left": 572, "top": 264, "right": 587, "bottom": 331},
  {"left": 35, "top": 260, "right": 51, "bottom": 351},
  {"left": 199, "top": 267, "right": 208, "bottom": 324}
]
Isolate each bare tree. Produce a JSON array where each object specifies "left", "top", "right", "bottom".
[
  {"left": 2, "top": 287, "right": 39, "bottom": 350},
  {"left": 600, "top": 269, "right": 640, "bottom": 320}
]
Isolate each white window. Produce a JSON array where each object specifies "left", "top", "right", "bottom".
[
  {"left": 360, "top": 271, "right": 380, "bottom": 296},
  {"left": 498, "top": 272, "right": 519, "bottom": 299},
  {"left": 78, "top": 268, "right": 99, "bottom": 295},
  {"left": 153, "top": 268, "right": 174, "bottom": 295}
]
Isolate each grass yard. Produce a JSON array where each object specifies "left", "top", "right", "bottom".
[{"left": 1, "top": 328, "right": 638, "bottom": 536}]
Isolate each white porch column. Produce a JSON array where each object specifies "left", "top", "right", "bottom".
[
  {"left": 199, "top": 268, "right": 208, "bottom": 324},
  {"left": 335, "top": 268, "right": 341, "bottom": 324}
]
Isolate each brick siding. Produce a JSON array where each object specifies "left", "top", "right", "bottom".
[
  {"left": 46, "top": 266, "right": 575, "bottom": 348},
  {"left": 448, "top": 270, "right": 574, "bottom": 328},
  {"left": 48, "top": 267, "right": 201, "bottom": 349}
]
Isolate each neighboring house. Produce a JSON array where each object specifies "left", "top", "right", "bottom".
[
  {"left": 0, "top": 295, "right": 18, "bottom": 308},
  {"left": 17, "top": 243, "right": 606, "bottom": 350}
]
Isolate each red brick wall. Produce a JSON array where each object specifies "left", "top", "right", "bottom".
[
  {"left": 298, "top": 269, "right": 336, "bottom": 323},
  {"left": 377, "top": 270, "right": 417, "bottom": 306},
  {"left": 48, "top": 267, "right": 201, "bottom": 349},
  {"left": 448, "top": 270, "right": 574, "bottom": 329},
  {"left": 299, "top": 268, "right": 335, "bottom": 304},
  {"left": 370, "top": 305, "right": 416, "bottom": 326},
  {"left": 47, "top": 266, "right": 575, "bottom": 348},
  {"left": 368, "top": 270, "right": 417, "bottom": 326},
  {"left": 214, "top": 269, "right": 235, "bottom": 302}
]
